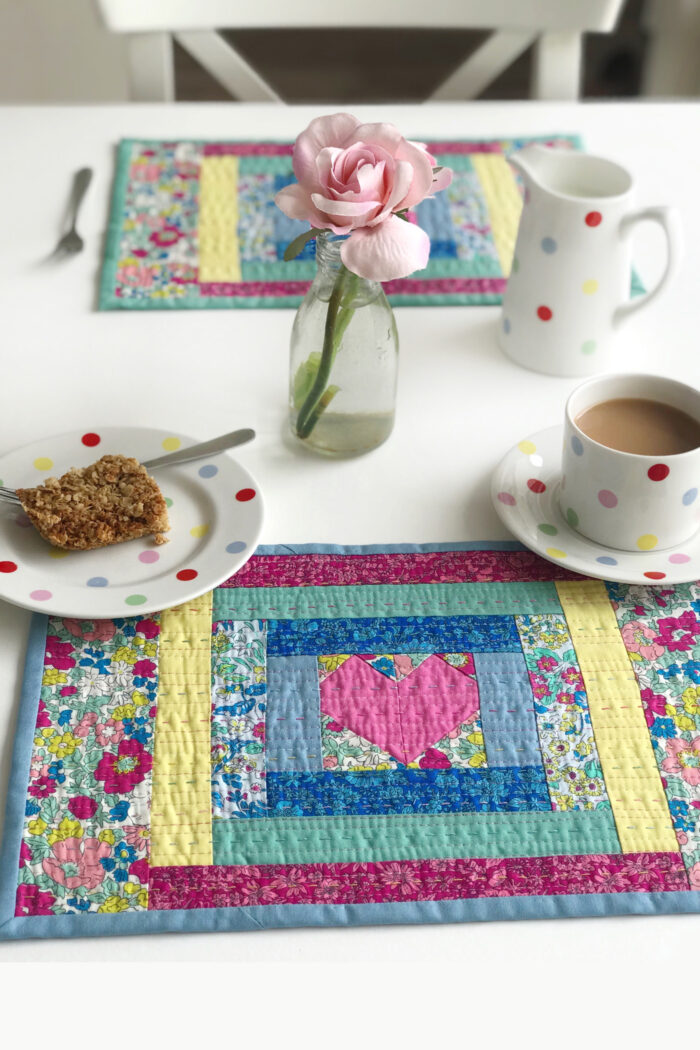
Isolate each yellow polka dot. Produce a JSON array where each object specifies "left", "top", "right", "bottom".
[
  {"left": 636, "top": 534, "right": 658, "bottom": 551},
  {"left": 33, "top": 457, "right": 53, "bottom": 471},
  {"left": 582, "top": 279, "right": 599, "bottom": 295},
  {"left": 161, "top": 437, "right": 181, "bottom": 451},
  {"left": 190, "top": 524, "right": 209, "bottom": 539},
  {"left": 518, "top": 440, "right": 536, "bottom": 455},
  {"left": 546, "top": 547, "right": 567, "bottom": 560},
  {"left": 48, "top": 549, "right": 69, "bottom": 559}
]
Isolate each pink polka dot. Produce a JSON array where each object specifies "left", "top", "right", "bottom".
[
  {"left": 598, "top": 489, "right": 618, "bottom": 508},
  {"left": 669, "top": 553, "right": 690, "bottom": 564},
  {"left": 138, "top": 551, "right": 160, "bottom": 564},
  {"left": 648, "top": 463, "right": 670, "bottom": 482},
  {"left": 497, "top": 492, "right": 516, "bottom": 506},
  {"left": 30, "top": 589, "right": 52, "bottom": 601},
  {"left": 585, "top": 211, "right": 602, "bottom": 227},
  {"left": 643, "top": 572, "right": 666, "bottom": 581}
]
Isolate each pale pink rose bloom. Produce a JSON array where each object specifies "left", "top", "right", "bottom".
[
  {"left": 123, "top": 825, "right": 149, "bottom": 852},
  {"left": 661, "top": 736, "right": 700, "bottom": 786},
  {"left": 117, "top": 265, "right": 155, "bottom": 289},
  {"left": 74, "top": 711, "right": 98, "bottom": 738},
  {"left": 62, "top": 619, "right": 117, "bottom": 643},
  {"left": 275, "top": 112, "right": 452, "bottom": 281},
  {"left": 393, "top": 654, "right": 415, "bottom": 679},
  {"left": 95, "top": 719, "right": 124, "bottom": 748},
  {"left": 621, "top": 620, "right": 665, "bottom": 660},
  {"left": 42, "top": 836, "right": 111, "bottom": 891},
  {"left": 323, "top": 756, "right": 338, "bottom": 770},
  {"left": 689, "top": 863, "right": 700, "bottom": 891}
]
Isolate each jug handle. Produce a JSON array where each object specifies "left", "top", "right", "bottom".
[{"left": 614, "top": 206, "right": 682, "bottom": 326}]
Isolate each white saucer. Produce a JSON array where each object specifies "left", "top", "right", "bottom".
[
  {"left": 492, "top": 425, "right": 700, "bottom": 585},
  {"left": 0, "top": 427, "right": 264, "bottom": 618}
]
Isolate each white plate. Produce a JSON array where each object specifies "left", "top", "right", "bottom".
[
  {"left": 492, "top": 424, "right": 700, "bottom": 585},
  {"left": 0, "top": 427, "right": 263, "bottom": 617}
]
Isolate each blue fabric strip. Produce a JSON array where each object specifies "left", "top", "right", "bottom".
[
  {"left": 266, "top": 655, "right": 322, "bottom": 772},
  {"left": 474, "top": 652, "right": 542, "bottom": 768},
  {"left": 3, "top": 889, "right": 699, "bottom": 941},
  {"left": 265, "top": 766, "right": 550, "bottom": 816},
  {"left": 254, "top": 542, "right": 527, "bottom": 555},
  {"left": 0, "top": 614, "right": 48, "bottom": 929},
  {"left": 267, "top": 615, "right": 520, "bottom": 656}
]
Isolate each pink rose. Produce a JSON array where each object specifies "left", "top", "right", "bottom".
[
  {"left": 68, "top": 795, "right": 98, "bottom": 819},
  {"left": 275, "top": 113, "right": 452, "bottom": 281},
  {"left": 689, "top": 862, "right": 700, "bottom": 891},
  {"left": 661, "top": 736, "right": 700, "bottom": 787}
]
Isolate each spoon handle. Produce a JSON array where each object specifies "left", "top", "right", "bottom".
[{"left": 143, "top": 428, "right": 255, "bottom": 470}]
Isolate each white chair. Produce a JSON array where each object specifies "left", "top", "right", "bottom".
[{"left": 95, "top": 0, "right": 627, "bottom": 103}]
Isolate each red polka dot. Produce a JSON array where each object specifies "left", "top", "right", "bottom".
[
  {"left": 585, "top": 211, "right": 602, "bottom": 227},
  {"left": 527, "top": 479, "right": 547, "bottom": 494},
  {"left": 536, "top": 306, "right": 552, "bottom": 322},
  {"left": 176, "top": 569, "right": 198, "bottom": 582},
  {"left": 81, "top": 432, "right": 101, "bottom": 447},
  {"left": 235, "top": 488, "right": 256, "bottom": 502},
  {"left": 0, "top": 560, "right": 17, "bottom": 573},
  {"left": 648, "top": 463, "right": 670, "bottom": 482},
  {"left": 643, "top": 571, "right": 666, "bottom": 581}
]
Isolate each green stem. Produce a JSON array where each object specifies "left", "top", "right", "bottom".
[{"left": 296, "top": 265, "right": 354, "bottom": 440}]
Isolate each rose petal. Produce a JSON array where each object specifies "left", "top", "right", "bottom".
[
  {"left": 367, "top": 159, "right": 413, "bottom": 225},
  {"left": 293, "top": 112, "right": 361, "bottom": 188},
  {"left": 393, "top": 139, "right": 435, "bottom": 209},
  {"left": 274, "top": 183, "right": 328, "bottom": 228},
  {"left": 341, "top": 215, "right": 430, "bottom": 280},
  {"left": 311, "top": 193, "right": 382, "bottom": 227},
  {"left": 430, "top": 166, "right": 453, "bottom": 195},
  {"left": 346, "top": 122, "right": 403, "bottom": 155}
]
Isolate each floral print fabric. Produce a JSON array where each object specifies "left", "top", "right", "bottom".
[
  {"left": 516, "top": 615, "right": 609, "bottom": 811},
  {"left": 16, "top": 616, "right": 160, "bottom": 916},
  {"left": 211, "top": 621, "right": 267, "bottom": 818},
  {"left": 609, "top": 582, "right": 700, "bottom": 886}
]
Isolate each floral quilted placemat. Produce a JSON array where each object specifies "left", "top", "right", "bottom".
[
  {"left": 1, "top": 542, "right": 698, "bottom": 941},
  {"left": 101, "top": 134, "right": 643, "bottom": 310}
]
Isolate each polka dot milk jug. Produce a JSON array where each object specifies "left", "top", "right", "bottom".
[{"left": 499, "top": 144, "right": 681, "bottom": 377}]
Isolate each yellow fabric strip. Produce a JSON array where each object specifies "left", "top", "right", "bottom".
[
  {"left": 150, "top": 592, "right": 214, "bottom": 867},
  {"left": 198, "top": 155, "right": 241, "bottom": 283},
  {"left": 556, "top": 581, "right": 677, "bottom": 854},
  {"left": 471, "top": 153, "right": 522, "bottom": 276}
]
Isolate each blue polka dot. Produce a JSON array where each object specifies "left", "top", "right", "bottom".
[
  {"left": 541, "top": 237, "right": 557, "bottom": 254},
  {"left": 571, "top": 435, "right": 584, "bottom": 456},
  {"left": 502, "top": 317, "right": 511, "bottom": 335},
  {"left": 198, "top": 464, "right": 218, "bottom": 479},
  {"left": 682, "top": 487, "right": 698, "bottom": 506},
  {"left": 226, "top": 541, "right": 247, "bottom": 554},
  {"left": 87, "top": 576, "right": 108, "bottom": 587},
  {"left": 596, "top": 556, "right": 617, "bottom": 566}
]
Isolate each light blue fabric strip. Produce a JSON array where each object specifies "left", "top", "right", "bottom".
[
  {"left": 474, "top": 651, "right": 542, "bottom": 768},
  {"left": 266, "top": 655, "right": 322, "bottom": 772},
  {"left": 2, "top": 890, "right": 699, "bottom": 941},
  {"left": 0, "top": 614, "right": 48, "bottom": 929},
  {"left": 253, "top": 542, "right": 527, "bottom": 555}
]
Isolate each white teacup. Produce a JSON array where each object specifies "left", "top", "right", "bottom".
[{"left": 561, "top": 374, "right": 700, "bottom": 552}]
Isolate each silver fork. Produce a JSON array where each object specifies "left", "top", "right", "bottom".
[
  {"left": 0, "top": 428, "right": 255, "bottom": 508},
  {"left": 52, "top": 168, "right": 93, "bottom": 257}
]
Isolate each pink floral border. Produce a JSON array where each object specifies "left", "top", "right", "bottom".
[
  {"left": 149, "top": 851, "right": 688, "bottom": 910},
  {"left": 223, "top": 550, "right": 578, "bottom": 588}
]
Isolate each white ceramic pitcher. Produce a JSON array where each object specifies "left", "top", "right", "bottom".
[{"left": 499, "top": 145, "right": 681, "bottom": 377}]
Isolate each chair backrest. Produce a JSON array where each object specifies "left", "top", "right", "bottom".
[{"left": 95, "top": 0, "right": 626, "bottom": 103}]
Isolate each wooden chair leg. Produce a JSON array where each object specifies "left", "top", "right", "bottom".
[{"left": 127, "top": 32, "right": 175, "bottom": 102}]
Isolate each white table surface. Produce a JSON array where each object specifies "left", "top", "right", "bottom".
[{"left": 0, "top": 101, "right": 699, "bottom": 972}]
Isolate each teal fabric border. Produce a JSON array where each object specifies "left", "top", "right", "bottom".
[
  {"left": 98, "top": 135, "right": 645, "bottom": 311},
  {"left": 1, "top": 541, "right": 696, "bottom": 943}
]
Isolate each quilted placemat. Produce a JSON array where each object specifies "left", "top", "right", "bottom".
[
  {"left": 2, "top": 541, "right": 699, "bottom": 942},
  {"left": 101, "top": 134, "right": 646, "bottom": 310}
]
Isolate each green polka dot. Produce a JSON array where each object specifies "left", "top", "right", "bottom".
[
  {"left": 165, "top": 497, "right": 173, "bottom": 508},
  {"left": 538, "top": 523, "right": 558, "bottom": 536},
  {"left": 125, "top": 594, "right": 147, "bottom": 606},
  {"left": 566, "top": 508, "right": 579, "bottom": 529},
  {"left": 581, "top": 340, "right": 597, "bottom": 355},
  {"left": 511, "top": 257, "right": 519, "bottom": 274}
]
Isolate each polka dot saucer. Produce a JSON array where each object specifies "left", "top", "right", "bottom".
[
  {"left": 0, "top": 427, "right": 264, "bottom": 617},
  {"left": 492, "top": 425, "right": 700, "bottom": 584}
]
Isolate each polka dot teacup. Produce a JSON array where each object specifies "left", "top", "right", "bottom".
[
  {"left": 561, "top": 374, "right": 700, "bottom": 552},
  {"left": 499, "top": 145, "right": 681, "bottom": 377}
]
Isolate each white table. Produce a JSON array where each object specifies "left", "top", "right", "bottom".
[{"left": 0, "top": 102, "right": 698, "bottom": 975}]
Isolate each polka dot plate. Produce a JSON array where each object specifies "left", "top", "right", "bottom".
[
  {"left": 492, "top": 425, "right": 700, "bottom": 585},
  {"left": 0, "top": 427, "right": 263, "bottom": 617}
]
